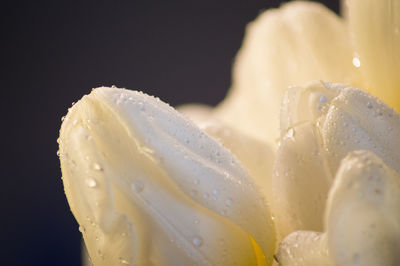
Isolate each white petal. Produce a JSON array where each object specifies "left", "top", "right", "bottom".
[
  {"left": 199, "top": 120, "right": 275, "bottom": 205},
  {"left": 345, "top": 0, "right": 400, "bottom": 112},
  {"left": 215, "top": 1, "right": 361, "bottom": 148},
  {"left": 321, "top": 86, "right": 400, "bottom": 175},
  {"left": 59, "top": 87, "right": 275, "bottom": 265},
  {"left": 326, "top": 150, "right": 400, "bottom": 266},
  {"left": 280, "top": 80, "right": 344, "bottom": 137},
  {"left": 275, "top": 231, "right": 333, "bottom": 266},
  {"left": 272, "top": 122, "right": 332, "bottom": 241}
]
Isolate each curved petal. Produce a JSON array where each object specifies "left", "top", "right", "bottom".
[
  {"left": 345, "top": 0, "right": 400, "bottom": 112},
  {"left": 326, "top": 150, "right": 400, "bottom": 265},
  {"left": 272, "top": 122, "right": 332, "bottom": 241},
  {"left": 178, "top": 106, "right": 275, "bottom": 208},
  {"left": 321, "top": 86, "right": 400, "bottom": 175},
  {"left": 275, "top": 231, "right": 333, "bottom": 266},
  {"left": 275, "top": 150, "right": 400, "bottom": 266},
  {"left": 59, "top": 87, "right": 275, "bottom": 265},
  {"left": 280, "top": 80, "right": 344, "bottom": 136},
  {"left": 199, "top": 120, "right": 275, "bottom": 205},
  {"left": 215, "top": 1, "right": 361, "bottom": 148}
]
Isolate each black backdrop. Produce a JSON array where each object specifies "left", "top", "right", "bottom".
[{"left": 2, "top": 1, "right": 338, "bottom": 265}]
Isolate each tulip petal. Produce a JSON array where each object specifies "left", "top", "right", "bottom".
[
  {"left": 178, "top": 106, "right": 275, "bottom": 209},
  {"left": 345, "top": 0, "right": 400, "bottom": 112},
  {"left": 275, "top": 231, "right": 333, "bottom": 266},
  {"left": 272, "top": 122, "right": 332, "bottom": 241},
  {"left": 59, "top": 87, "right": 275, "bottom": 265},
  {"left": 215, "top": 1, "right": 361, "bottom": 148},
  {"left": 321, "top": 86, "right": 400, "bottom": 175},
  {"left": 326, "top": 150, "right": 400, "bottom": 266},
  {"left": 200, "top": 120, "right": 275, "bottom": 205},
  {"left": 280, "top": 80, "right": 344, "bottom": 136}
]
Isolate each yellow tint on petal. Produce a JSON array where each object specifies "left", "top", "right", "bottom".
[
  {"left": 215, "top": 1, "right": 361, "bottom": 148},
  {"left": 346, "top": 0, "right": 400, "bottom": 112},
  {"left": 60, "top": 87, "right": 276, "bottom": 265},
  {"left": 276, "top": 231, "right": 333, "bottom": 266},
  {"left": 326, "top": 150, "right": 400, "bottom": 266}
]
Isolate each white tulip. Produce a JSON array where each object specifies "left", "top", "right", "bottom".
[{"left": 58, "top": 0, "right": 400, "bottom": 265}]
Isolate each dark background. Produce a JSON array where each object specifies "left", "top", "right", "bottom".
[{"left": 2, "top": 1, "right": 338, "bottom": 265}]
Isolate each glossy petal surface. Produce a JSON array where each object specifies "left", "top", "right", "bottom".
[
  {"left": 59, "top": 87, "right": 276, "bottom": 265},
  {"left": 326, "top": 150, "right": 400, "bottom": 266},
  {"left": 215, "top": 1, "right": 360, "bottom": 148},
  {"left": 346, "top": 0, "right": 400, "bottom": 112}
]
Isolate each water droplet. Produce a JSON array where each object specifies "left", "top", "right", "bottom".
[
  {"left": 194, "top": 219, "right": 199, "bottom": 224},
  {"left": 319, "top": 95, "right": 327, "bottom": 103},
  {"left": 212, "top": 189, "right": 219, "bottom": 195},
  {"left": 131, "top": 181, "right": 144, "bottom": 192},
  {"left": 184, "top": 138, "right": 190, "bottom": 144},
  {"left": 93, "top": 163, "right": 103, "bottom": 171},
  {"left": 78, "top": 225, "right": 86, "bottom": 233},
  {"left": 203, "top": 193, "right": 209, "bottom": 199},
  {"left": 118, "top": 257, "right": 130, "bottom": 265},
  {"left": 56, "top": 150, "right": 60, "bottom": 157},
  {"left": 352, "top": 55, "right": 361, "bottom": 68},
  {"left": 72, "top": 119, "right": 78, "bottom": 126},
  {"left": 225, "top": 198, "right": 233, "bottom": 207},
  {"left": 86, "top": 178, "right": 97, "bottom": 188},
  {"left": 367, "top": 102, "right": 373, "bottom": 109},
  {"left": 286, "top": 128, "right": 295, "bottom": 140},
  {"left": 194, "top": 179, "right": 199, "bottom": 185},
  {"left": 192, "top": 236, "right": 203, "bottom": 247}
]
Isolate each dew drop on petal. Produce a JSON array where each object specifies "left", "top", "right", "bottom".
[
  {"left": 192, "top": 236, "right": 203, "bottom": 247},
  {"left": 131, "top": 181, "right": 144, "bottom": 192},
  {"left": 118, "top": 257, "right": 130, "bottom": 265},
  {"left": 352, "top": 54, "right": 361, "bottom": 68},
  {"left": 93, "top": 163, "right": 103, "bottom": 171},
  {"left": 86, "top": 178, "right": 97, "bottom": 188}
]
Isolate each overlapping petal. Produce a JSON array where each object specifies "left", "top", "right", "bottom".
[
  {"left": 275, "top": 231, "right": 332, "bottom": 266},
  {"left": 215, "top": 1, "right": 361, "bottom": 148},
  {"left": 272, "top": 80, "right": 400, "bottom": 241},
  {"left": 276, "top": 150, "right": 400, "bottom": 266},
  {"left": 178, "top": 104, "right": 275, "bottom": 206},
  {"left": 326, "top": 150, "right": 400, "bottom": 265},
  {"left": 59, "top": 87, "right": 276, "bottom": 265}
]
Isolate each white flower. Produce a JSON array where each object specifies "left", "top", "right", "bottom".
[{"left": 59, "top": 0, "right": 400, "bottom": 265}]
